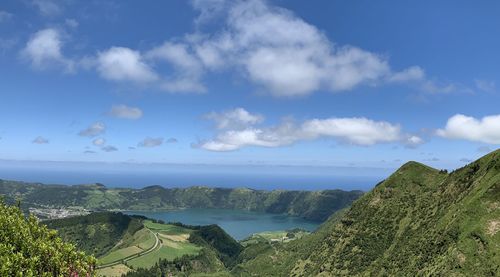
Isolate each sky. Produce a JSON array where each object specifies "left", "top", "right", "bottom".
[{"left": 0, "top": 0, "right": 499, "bottom": 178}]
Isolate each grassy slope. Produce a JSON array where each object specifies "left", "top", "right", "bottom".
[
  {"left": 45, "top": 212, "right": 143, "bottom": 257},
  {"left": 236, "top": 150, "right": 500, "bottom": 276}
]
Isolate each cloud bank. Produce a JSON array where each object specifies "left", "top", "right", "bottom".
[{"left": 197, "top": 108, "right": 422, "bottom": 151}]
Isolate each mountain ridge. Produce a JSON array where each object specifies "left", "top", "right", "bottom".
[
  {"left": 0, "top": 180, "right": 363, "bottom": 222},
  {"left": 234, "top": 149, "right": 500, "bottom": 276}
]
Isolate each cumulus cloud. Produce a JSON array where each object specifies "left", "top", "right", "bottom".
[
  {"left": 404, "top": 135, "right": 425, "bottom": 148},
  {"left": 187, "top": 0, "right": 398, "bottom": 97},
  {"left": 96, "top": 47, "right": 158, "bottom": 83},
  {"left": 20, "top": 0, "right": 452, "bottom": 97},
  {"left": 92, "top": 138, "right": 106, "bottom": 146},
  {"left": 205, "top": 108, "right": 264, "bottom": 129},
  {"left": 82, "top": 0, "right": 423, "bottom": 95},
  {"left": 83, "top": 150, "right": 96, "bottom": 154},
  {"left": 138, "top": 137, "right": 164, "bottom": 147},
  {"left": 21, "top": 28, "right": 73, "bottom": 71},
  {"left": 32, "top": 136, "right": 49, "bottom": 144},
  {"left": 437, "top": 114, "right": 500, "bottom": 144},
  {"left": 146, "top": 42, "right": 205, "bottom": 93},
  {"left": 101, "top": 145, "right": 118, "bottom": 152},
  {"left": 79, "top": 122, "right": 106, "bottom": 137},
  {"left": 196, "top": 109, "right": 416, "bottom": 151},
  {"left": 109, "top": 104, "right": 143, "bottom": 119},
  {"left": 460, "top": 158, "right": 472, "bottom": 163}
]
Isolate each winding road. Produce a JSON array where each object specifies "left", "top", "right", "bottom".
[{"left": 97, "top": 228, "right": 160, "bottom": 269}]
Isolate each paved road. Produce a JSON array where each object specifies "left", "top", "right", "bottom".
[{"left": 97, "top": 228, "right": 160, "bottom": 269}]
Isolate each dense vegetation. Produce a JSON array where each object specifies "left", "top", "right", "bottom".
[
  {"left": 0, "top": 181, "right": 362, "bottom": 222},
  {"left": 0, "top": 198, "right": 96, "bottom": 276},
  {"left": 45, "top": 212, "right": 143, "bottom": 257},
  {"left": 235, "top": 149, "right": 500, "bottom": 276}
]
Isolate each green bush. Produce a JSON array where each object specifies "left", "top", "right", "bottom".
[{"left": 0, "top": 199, "right": 96, "bottom": 276}]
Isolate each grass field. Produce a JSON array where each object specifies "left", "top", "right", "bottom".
[
  {"left": 126, "top": 240, "right": 201, "bottom": 269},
  {"left": 240, "top": 229, "right": 310, "bottom": 246},
  {"left": 98, "top": 220, "right": 202, "bottom": 273},
  {"left": 126, "top": 220, "right": 201, "bottom": 269}
]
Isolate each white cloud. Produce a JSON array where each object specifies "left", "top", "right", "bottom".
[
  {"left": 404, "top": 135, "right": 424, "bottom": 148},
  {"left": 387, "top": 66, "right": 425, "bottom": 83},
  {"left": 138, "top": 137, "right": 164, "bottom": 147},
  {"left": 21, "top": 28, "right": 73, "bottom": 71},
  {"left": 111, "top": 0, "right": 424, "bottom": 96},
  {"left": 32, "top": 136, "right": 49, "bottom": 144},
  {"left": 189, "top": 0, "right": 395, "bottom": 97},
  {"left": 0, "top": 10, "right": 13, "bottom": 22},
  {"left": 109, "top": 104, "right": 143, "bottom": 119},
  {"left": 101, "top": 145, "right": 118, "bottom": 152},
  {"left": 205, "top": 107, "right": 264, "bottom": 129},
  {"left": 146, "top": 42, "right": 206, "bottom": 93},
  {"left": 437, "top": 114, "right": 500, "bottom": 144},
  {"left": 96, "top": 47, "right": 158, "bottom": 83},
  {"left": 32, "top": 0, "right": 61, "bottom": 17},
  {"left": 197, "top": 111, "right": 412, "bottom": 151},
  {"left": 92, "top": 138, "right": 106, "bottom": 146},
  {"left": 79, "top": 122, "right": 106, "bottom": 137}
]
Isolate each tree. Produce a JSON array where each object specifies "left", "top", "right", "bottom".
[{"left": 0, "top": 198, "right": 96, "bottom": 276}]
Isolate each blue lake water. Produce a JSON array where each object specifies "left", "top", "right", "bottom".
[{"left": 125, "top": 209, "right": 320, "bottom": 240}]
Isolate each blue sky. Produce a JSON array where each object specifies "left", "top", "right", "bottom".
[{"left": 0, "top": 0, "right": 499, "bottom": 174}]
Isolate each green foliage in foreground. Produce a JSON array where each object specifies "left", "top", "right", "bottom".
[
  {"left": 45, "top": 212, "right": 143, "bottom": 257},
  {"left": 0, "top": 199, "right": 96, "bottom": 276}
]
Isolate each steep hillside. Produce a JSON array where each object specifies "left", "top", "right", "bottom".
[
  {"left": 237, "top": 149, "right": 500, "bottom": 276},
  {"left": 0, "top": 198, "right": 96, "bottom": 276},
  {"left": 45, "top": 212, "right": 143, "bottom": 257},
  {"left": 0, "top": 181, "right": 363, "bottom": 222}
]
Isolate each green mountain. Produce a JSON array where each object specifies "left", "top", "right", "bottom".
[
  {"left": 236, "top": 149, "right": 500, "bottom": 276},
  {"left": 0, "top": 198, "right": 96, "bottom": 276},
  {"left": 0, "top": 182, "right": 362, "bottom": 222}
]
